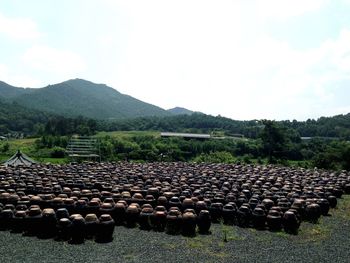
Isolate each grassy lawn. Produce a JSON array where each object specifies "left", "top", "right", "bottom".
[
  {"left": 0, "top": 155, "right": 10, "bottom": 162},
  {"left": 3, "top": 138, "right": 37, "bottom": 153},
  {"left": 0, "top": 138, "right": 38, "bottom": 162},
  {"left": 0, "top": 138, "right": 67, "bottom": 164}
]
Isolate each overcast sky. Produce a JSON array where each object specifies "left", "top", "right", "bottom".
[{"left": 1, "top": 0, "right": 350, "bottom": 121}]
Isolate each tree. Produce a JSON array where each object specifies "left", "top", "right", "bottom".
[
  {"left": 259, "top": 120, "right": 288, "bottom": 162},
  {"left": 0, "top": 142, "right": 10, "bottom": 153},
  {"left": 193, "top": 151, "right": 235, "bottom": 163}
]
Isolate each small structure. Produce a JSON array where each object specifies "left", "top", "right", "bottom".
[
  {"left": 160, "top": 132, "right": 211, "bottom": 140},
  {"left": 66, "top": 135, "right": 100, "bottom": 161},
  {"left": 3, "top": 150, "right": 36, "bottom": 167}
]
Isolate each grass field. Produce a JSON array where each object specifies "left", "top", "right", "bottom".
[
  {"left": 1, "top": 138, "right": 36, "bottom": 152},
  {"left": 0, "top": 138, "right": 68, "bottom": 164},
  {"left": 0, "top": 138, "right": 36, "bottom": 162},
  {"left": 0, "top": 196, "right": 349, "bottom": 263}
]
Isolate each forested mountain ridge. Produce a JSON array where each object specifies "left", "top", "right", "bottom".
[
  {"left": 0, "top": 79, "right": 171, "bottom": 119},
  {"left": 0, "top": 79, "right": 349, "bottom": 140},
  {"left": 0, "top": 81, "right": 32, "bottom": 99},
  {"left": 0, "top": 98, "right": 51, "bottom": 134}
]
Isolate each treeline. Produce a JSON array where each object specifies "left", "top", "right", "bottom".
[
  {"left": 31, "top": 120, "right": 350, "bottom": 170},
  {"left": 98, "top": 113, "right": 262, "bottom": 138},
  {"left": 97, "top": 122, "right": 350, "bottom": 170},
  {"left": 0, "top": 100, "right": 97, "bottom": 137},
  {"left": 2, "top": 97, "right": 350, "bottom": 140},
  {"left": 258, "top": 120, "right": 350, "bottom": 170},
  {"left": 1, "top": 98, "right": 350, "bottom": 170},
  {"left": 0, "top": 100, "right": 50, "bottom": 135},
  {"left": 99, "top": 113, "right": 350, "bottom": 139},
  {"left": 281, "top": 114, "right": 350, "bottom": 139},
  {"left": 43, "top": 116, "right": 97, "bottom": 136}
]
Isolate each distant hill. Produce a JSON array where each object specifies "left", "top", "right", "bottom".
[
  {"left": 0, "top": 98, "right": 51, "bottom": 133},
  {"left": 0, "top": 81, "right": 32, "bottom": 99},
  {"left": 104, "top": 112, "right": 261, "bottom": 137},
  {"left": 1, "top": 78, "right": 349, "bottom": 140},
  {"left": 103, "top": 112, "right": 350, "bottom": 140},
  {"left": 0, "top": 79, "right": 171, "bottom": 119},
  {"left": 168, "top": 107, "right": 194, "bottom": 115}
]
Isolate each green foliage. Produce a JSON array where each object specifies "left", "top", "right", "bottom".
[
  {"left": 242, "top": 154, "right": 253, "bottom": 164},
  {"left": 281, "top": 114, "right": 350, "bottom": 140},
  {"left": 193, "top": 151, "right": 235, "bottom": 163},
  {"left": 97, "top": 133, "right": 243, "bottom": 162},
  {"left": 260, "top": 120, "right": 289, "bottom": 161},
  {"left": 94, "top": 132, "right": 350, "bottom": 170},
  {"left": 0, "top": 81, "right": 32, "bottom": 98},
  {"left": 50, "top": 146, "right": 66, "bottom": 158},
  {"left": 1, "top": 130, "right": 350, "bottom": 171},
  {"left": 0, "top": 99, "right": 51, "bottom": 135},
  {"left": 0, "top": 99, "right": 97, "bottom": 137},
  {"left": 100, "top": 113, "right": 350, "bottom": 142},
  {"left": 0, "top": 142, "right": 9, "bottom": 153},
  {"left": 311, "top": 141, "right": 350, "bottom": 170},
  {"left": 43, "top": 116, "right": 97, "bottom": 136},
  {"left": 35, "top": 135, "right": 69, "bottom": 149},
  {"left": 101, "top": 113, "right": 261, "bottom": 138}
]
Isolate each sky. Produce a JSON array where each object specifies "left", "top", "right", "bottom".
[{"left": 0, "top": 0, "right": 350, "bottom": 121}]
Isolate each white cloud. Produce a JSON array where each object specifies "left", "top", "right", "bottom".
[
  {"left": 254, "top": 29, "right": 350, "bottom": 119},
  {"left": 256, "top": 0, "right": 328, "bottom": 20},
  {"left": 332, "top": 105, "right": 350, "bottom": 116},
  {"left": 111, "top": 0, "right": 350, "bottom": 120},
  {"left": 0, "top": 63, "right": 41, "bottom": 87},
  {"left": 72, "top": 1, "right": 350, "bottom": 120},
  {"left": 1, "top": 0, "right": 349, "bottom": 120},
  {"left": 7, "top": 75, "right": 41, "bottom": 88},
  {"left": 0, "top": 13, "right": 40, "bottom": 40},
  {"left": 22, "top": 45, "right": 86, "bottom": 75},
  {"left": 0, "top": 64, "right": 9, "bottom": 79},
  {"left": 324, "top": 29, "right": 350, "bottom": 72}
]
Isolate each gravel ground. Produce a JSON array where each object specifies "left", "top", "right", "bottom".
[{"left": 0, "top": 196, "right": 349, "bottom": 263}]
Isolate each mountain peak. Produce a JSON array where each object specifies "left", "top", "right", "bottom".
[
  {"left": 61, "top": 78, "right": 106, "bottom": 87},
  {"left": 168, "top": 107, "right": 194, "bottom": 115},
  {"left": 0, "top": 78, "right": 170, "bottom": 119}
]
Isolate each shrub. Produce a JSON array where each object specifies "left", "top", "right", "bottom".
[
  {"left": 50, "top": 147, "right": 66, "bottom": 158},
  {"left": 193, "top": 151, "right": 235, "bottom": 163},
  {"left": 0, "top": 142, "right": 10, "bottom": 153}
]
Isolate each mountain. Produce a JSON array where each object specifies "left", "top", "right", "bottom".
[
  {"left": 0, "top": 81, "right": 32, "bottom": 99},
  {"left": 1, "top": 79, "right": 171, "bottom": 119},
  {"left": 0, "top": 98, "right": 51, "bottom": 133},
  {"left": 168, "top": 107, "right": 194, "bottom": 115}
]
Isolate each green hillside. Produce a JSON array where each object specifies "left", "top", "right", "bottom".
[
  {"left": 0, "top": 81, "right": 32, "bottom": 99},
  {"left": 0, "top": 98, "right": 50, "bottom": 134},
  {"left": 1, "top": 79, "right": 170, "bottom": 119}
]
